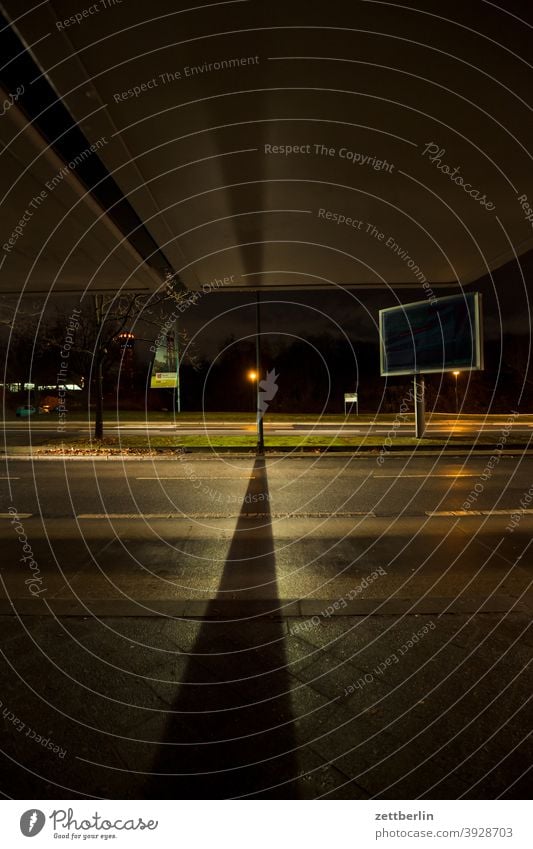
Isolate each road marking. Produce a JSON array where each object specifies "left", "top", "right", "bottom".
[
  {"left": 0, "top": 512, "right": 31, "bottom": 518},
  {"left": 77, "top": 511, "right": 375, "bottom": 520},
  {"left": 374, "top": 474, "right": 477, "bottom": 479},
  {"left": 135, "top": 476, "right": 255, "bottom": 481},
  {"left": 427, "top": 509, "right": 533, "bottom": 517},
  {"left": 0, "top": 477, "right": 20, "bottom": 480}
]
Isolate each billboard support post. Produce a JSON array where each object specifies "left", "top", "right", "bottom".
[
  {"left": 414, "top": 375, "right": 425, "bottom": 438},
  {"left": 175, "top": 327, "right": 181, "bottom": 414},
  {"left": 255, "top": 292, "right": 264, "bottom": 454}
]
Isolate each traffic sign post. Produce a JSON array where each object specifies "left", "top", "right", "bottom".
[
  {"left": 414, "top": 375, "right": 425, "bottom": 438},
  {"left": 344, "top": 392, "right": 359, "bottom": 416}
]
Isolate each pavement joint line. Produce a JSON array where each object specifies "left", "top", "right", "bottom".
[
  {"left": 0, "top": 512, "right": 32, "bottom": 519},
  {"left": 75, "top": 511, "right": 377, "bottom": 520},
  {"left": 3, "top": 510, "right": 531, "bottom": 521},
  {"left": 427, "top": 509, "right": 533, "bottom": 517},
  {"left": 0, "top": 594, "right": 528, "bottom": 617}
]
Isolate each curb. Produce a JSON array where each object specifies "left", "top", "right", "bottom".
[
  {"left": 0, "top": 596, "right": 532, "bottom": 624},
  {"left": 0, "top": 594, "right": 529, "bottom": 618},
  {"left": 1, "top": 445, "right": 532, "bottom": 460}
]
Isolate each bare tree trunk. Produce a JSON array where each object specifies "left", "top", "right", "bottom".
[
  {"left": 93, "top": 295, "right": 104, "bottom": 441},
  {"left": 94, "top": 349, "right": 104, "bottom": 440}
]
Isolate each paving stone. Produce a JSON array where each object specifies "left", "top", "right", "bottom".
[{"left": 0, "top": 614, "right": 530, "bottom": 799}]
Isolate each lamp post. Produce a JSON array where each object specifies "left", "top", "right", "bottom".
[
  {"left": 453, "top": 370, "right": 460, "bottom": 414},
  {"left": 247, "top": 370, "right": 257, "bottom": 413}
]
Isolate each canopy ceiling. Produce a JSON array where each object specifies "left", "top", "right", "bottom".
[{"left": 1, "top": 0, "right": 533, "bottom": 295}]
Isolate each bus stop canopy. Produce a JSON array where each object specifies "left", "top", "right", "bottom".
[{"left": 1, "top": 0, "right": 532, "bottom": 295}]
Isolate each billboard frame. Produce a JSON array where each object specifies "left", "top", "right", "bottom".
[
  {"left": 150, "top": 324, "right": 179, "bottom": 390},
  {"left": 379, "top": 292, "right": 484, "bottom": 377}
]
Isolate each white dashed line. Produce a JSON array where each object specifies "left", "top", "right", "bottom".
[
  {"left": 374, "top": 474, "right": 478, "bottom": 479},
  {"left": 427, "top": 509, "right": 533, "bottom": 517}
]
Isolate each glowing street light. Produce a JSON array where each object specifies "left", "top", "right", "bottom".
[{"left": 452, "top": 370, "right": 460, "bottom": 414}]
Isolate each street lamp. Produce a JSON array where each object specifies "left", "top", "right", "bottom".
[
  {"left": 247, "top": 370, "right": 257, "bottom": 412},
  {"left": 452, "top": 370, "right": 460, "bottom": 414}
]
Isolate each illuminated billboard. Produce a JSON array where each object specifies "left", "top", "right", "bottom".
[
  {"left": 380, "top": 292, "right": 483, "bottom": 377},
  {"left": 150, "top": 328, "right": 179, "bottom": 389}
]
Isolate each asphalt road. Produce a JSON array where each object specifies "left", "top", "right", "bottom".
[
  {"left": 0, "top": 454, "right": 531, "bottom": 799},
  {"left": 2, "top": 414, "right": 532, "bottom": 447},
  {"left": 1, "top": 453, "right": 531, "bottom": 611}
]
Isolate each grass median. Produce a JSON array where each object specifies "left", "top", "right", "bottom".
[{"left": 36, "top": 433, "right": 527, "bottom": 454}]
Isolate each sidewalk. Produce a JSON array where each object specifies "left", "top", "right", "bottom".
[{"left": 0, "top": 611, "right": 530, "bottom": 799}]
